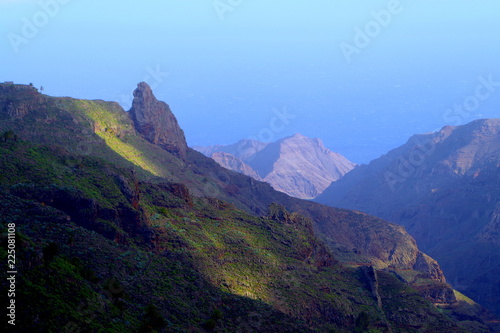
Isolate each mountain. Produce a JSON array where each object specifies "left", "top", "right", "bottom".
[
  {"left": 195, "top": 133, "right": 356, "bottom": 199},
  {"left": 0, "top": 82, "right": 496, "bottom": 332},
  {"left": 211, "top": 151, "right": 261, "bottom": 180},
  {"left": 316, "top": 118, "right": 500, "bottom": 316},
  {"left": 194, "top": 139, "right": 268, "bottom": 162}
]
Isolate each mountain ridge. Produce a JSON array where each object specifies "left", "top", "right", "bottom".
[
  {"left": 316, "top": 118, "right": 500, "bottom": 316},
  {"left": 1, "top": 81, "right": 496, "bottom": 332},
  {"left": 195, "top": 133, "right": 356, "bottom": 199}
]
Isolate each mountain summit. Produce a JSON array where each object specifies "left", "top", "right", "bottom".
[
  {"left": 195, "top": 133, "right": 355, "bottom": 199},
  {"left": 129, "top": 82, "right": 187, "bottom": 159},
  {"left": 251, "top": 133, "right": 355, "bottom": 198}
]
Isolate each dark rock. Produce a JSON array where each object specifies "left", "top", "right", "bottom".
[
  {"left": 413, "top": 282, "right": 457, "bottom": 304},
  {"left": 129, "top": 82, "right": 188, "bottom": 159},
  {"left": 115, "top": 172, "right": 140, "bottom": 209},
  {"left": 359, "top": 266, "right": 383, "bottom": 308},
  {"left": 158, "top": 183, "right": 193, "bottom": 206}
]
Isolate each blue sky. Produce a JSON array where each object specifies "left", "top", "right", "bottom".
[{"left": 2, "top": 0, "right": 500, "bottom": 163}]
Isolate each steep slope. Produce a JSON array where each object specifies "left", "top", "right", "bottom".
[
  {"left": 195, "top": 133, "right": 356, "bottom": 199},
  {"left": 0, "top": 82, "right": 494, "bottom": 331},
  {"left": 0, "top": 142, "right": 330, "bottom": 332},
  {"left": 253, "top": 133, "right": 356, "bottom": 198},
  {"left": 0, "top": 82, "right": 457, "bottom": 278},
  {"left": 0, "top": 140, "right": 482, "bottom": 333},
  {"left": 316, "top": 119, "right": 500, "bottom": 316},
  {"left": 211, "top": 151, "right": 262, "bottom": 180}
]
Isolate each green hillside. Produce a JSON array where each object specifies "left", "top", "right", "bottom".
[{"left": 0, "top": 83, "right": 493, "bottom": 332}]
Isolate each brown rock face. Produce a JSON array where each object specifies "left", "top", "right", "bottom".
[
  {"left": 412, "top": 251, "right": 446, "bottom": 283},
  {"left": 129, "top": 82, "right": 187, "bottom": 159}
]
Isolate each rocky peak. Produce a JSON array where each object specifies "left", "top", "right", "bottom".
[
  {"left": 129, "top": 82, "right": 187, "bottom": 159},
  {"left": 195, "top": 133, "right": 356, "bottom": 199},
  {"left": 255, "top": 133, "right": 356, "bottom": 198}
]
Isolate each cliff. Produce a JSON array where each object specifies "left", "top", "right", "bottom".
[{"left": 129, "top": 82, "right": 188, "bottom": 159}]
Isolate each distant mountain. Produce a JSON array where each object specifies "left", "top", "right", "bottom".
[
  {"left": 194, "top": 139, "right": 268, "bottom": 162},
  {"left": 1, "top": 82, "right": 496, "bottom": 332},
  {"left": 211, "top": 151, "right": 261, "bottom": 180},
  {"left": 194, "top": 133, "right": 356, "bottom": 199},
  {"left": 316, "top": 119, "right": 500, "bottom": 316}
]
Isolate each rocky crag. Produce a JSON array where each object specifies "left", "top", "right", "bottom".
[{"left": 129, "top": 82, "right": 188, "bottom": 159}]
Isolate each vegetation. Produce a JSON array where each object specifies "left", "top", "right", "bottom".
[
  {"left": 2, "top": 130, "right": 16, "bottom": 142},
  {"left": 0, "top": 83, "right": 493, "bottom": 332}
]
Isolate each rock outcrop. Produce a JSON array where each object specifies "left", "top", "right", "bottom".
[
  {"left": 129, "top": 82, "right": 188, "bottom": 159},
  {"left": 412, "top": 251, "right": 446, "bottom": 283},
  {"left": 0, "top": 83, "right": 44, "bottom": 119}
]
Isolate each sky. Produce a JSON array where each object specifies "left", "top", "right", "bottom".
[{"left": 2, "top": 0, "right": 500, "bottom": 163}]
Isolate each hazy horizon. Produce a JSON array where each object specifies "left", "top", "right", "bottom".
[{"left": 2, "top": 0, "right": 500, "bottom": 163}]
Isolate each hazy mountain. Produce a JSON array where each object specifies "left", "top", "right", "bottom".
[
  {"left": 0, "top": 82, "right": 496, "bottom": 332},
  {"left": 195, "top": 133, "right": 356, "bottom": 199},
  {"left": 211, "top": 151, "right": 262, "bottom": 180},
  {"left": 194, "top": 139, "right": 268, "bottom": 162},
  {"left": 316, "top": 118, "right": 500, "bottom": 316}
]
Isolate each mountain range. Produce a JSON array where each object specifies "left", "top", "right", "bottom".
[
  {"left": 0, "top": 82, "right": 497, "bottom": 332},
  {"left": 194, "top": 134, "right": 355, "bottom": 199},
  {"left": 316, "top": 119, "right": 500, "bottom": 318}
]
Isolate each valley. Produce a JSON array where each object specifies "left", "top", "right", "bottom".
[{"left": 0, "top": 82, "right": 497, "bottom": 332}]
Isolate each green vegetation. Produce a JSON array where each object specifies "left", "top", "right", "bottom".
[
  {"left": 0, "top": 83, "right": 490, "bottom": 332},
  {"left": 454, "top": 290, "right": 476, "bottom": 305},
  {"left": 0, "top": 137, "right": 473, "bottom": 332}
]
